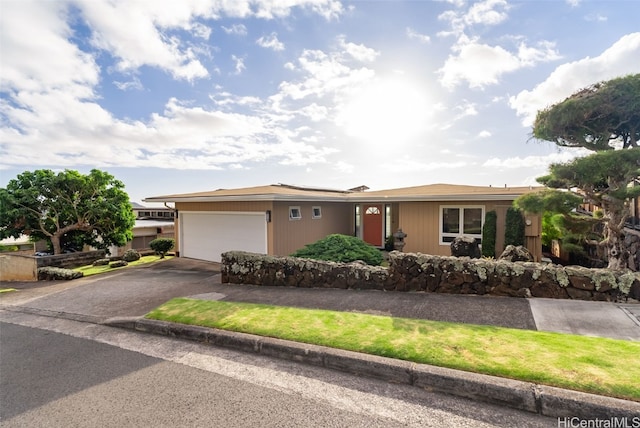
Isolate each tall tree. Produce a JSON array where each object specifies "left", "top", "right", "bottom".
[
  {"left": 533, "top": 74, "right": 640, "bottom": 150},
  {"left": 532, "top": 74, "right": 640, "bottom": 270},
  {"left": 535, "top": 149, "right": 640, "bottom": 269},
  {"left": 0, "top": 169, "right": 135, "bottom": 255}
]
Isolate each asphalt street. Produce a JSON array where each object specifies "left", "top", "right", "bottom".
[{"left": 0, "top": 319, "right": 554, "bottom": 427}]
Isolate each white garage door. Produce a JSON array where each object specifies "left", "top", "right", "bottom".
[{"left": 180, "top": 211, "right": 267, "bottom": 262}]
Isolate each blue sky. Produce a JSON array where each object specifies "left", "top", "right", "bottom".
[{"left": 1, "top": 0, "right": 639, "bottom": 204}]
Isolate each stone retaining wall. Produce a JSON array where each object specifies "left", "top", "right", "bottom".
[
  {"left": 221, "top": 251, "right": 640, "bottom": 301},
  {"left": 35, "top": 250, "right": 106, "bottom": 269}
]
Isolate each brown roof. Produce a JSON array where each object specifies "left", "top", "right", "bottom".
[
  {"left": 144, "top": 182, "right": 542, "bottom": 203},
  {"left": 144, "top": 184, "right": 351, "bottom": 202},
  {"left": 350, "top": 183, "right": 541, "bottom": 201}
]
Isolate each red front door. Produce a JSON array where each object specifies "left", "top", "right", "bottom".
[{"left": 363, "top": 204, "right": 383, "bottom": 247}]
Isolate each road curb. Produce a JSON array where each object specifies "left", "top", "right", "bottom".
[{"left": 103, "top": 317, "right": 640, "bottom": 419}]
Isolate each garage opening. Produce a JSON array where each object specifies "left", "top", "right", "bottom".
[{"left": 180, "top": 211, "right": 267, "bottom": 262}]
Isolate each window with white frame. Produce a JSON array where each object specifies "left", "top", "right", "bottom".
[
  {"left": 312, "top": 206, "right": 322, "bottom": 219},
  {"left": 440, "top": 206, "right": 484, "bottom": 245},
  {"left": 289, "top": 206, "right": 302, "bottom": 220}
]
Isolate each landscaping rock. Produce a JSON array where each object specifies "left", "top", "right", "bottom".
[
  {"left": 450, "top": 236, "right": 481, "bottom": 259},
  {"left": 498, "top": 245, "right": 534, "bottom": 262}
]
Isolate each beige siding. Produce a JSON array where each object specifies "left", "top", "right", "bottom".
[
  {"left": 398, "top": 200, "right": 522, "bottom": 257},
  {"left": 272, "top": 202, "right": 352, "bottom": 256},
  {"left": 397, "top": 202, "right": 441, "bottom": 255}
]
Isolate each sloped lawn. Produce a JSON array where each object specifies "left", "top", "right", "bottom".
[
  {"left": 147, "top": 298, "right": 640, "bottom": 402},
  {"left": 74, "top": 255, "right": 173, "bottom": 277}
]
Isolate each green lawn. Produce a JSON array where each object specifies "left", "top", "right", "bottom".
[
  {"left": 74, "top": 255, "right": 173, "bottom": 276},
  {"left": 147, "top": 298, "right": 640, "bottom": 402}
]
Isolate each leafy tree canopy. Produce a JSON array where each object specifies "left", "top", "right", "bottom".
[
  {"left": 0, "top": 169, "right": 135, "bottom": 255},
  {"left": 533, "top": 73, "right": 640, "bottom": 151},
  {"left": 536, "top": 149, "right": 640, "bottom": 205}
]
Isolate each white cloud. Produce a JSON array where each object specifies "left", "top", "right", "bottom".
[
  {"left": 0, "top": 1, "right": 99, "bottom": 95},
  {"left": 78, "top": 1, "right": 210, "bottom": 81},
  {"left": 438, "top": 0, "right": 509, "bottom": 36},
  {"left": 510, "top": 32, "right": 640, "bottom": 126},
  {"left": 438, "top": 37, "right": 561, "bottom": 89},
  {"left": 338, "top": 37, "right": 380, "bottom": 62},
  {"left": 478, "top": 130, "right": 492, "bottom": 138},
  {"left": 231, "top": 55, "right": 246, "bottom": 75},
  {"left": 464, "top": 0, "right": 509, "bottom": 26},
  {"left": 406, "top": 27, "right": 431, "bottom": 44},
  {"left": 482, "top": 149, "right": 589, "bottom": 169},
  {"left": 256, "top": 32, "right": 285, "bottom": 51},
  {"left": 113, "top": 76, "right": 144, "bottom": 91},
  {"left": 222, "top": 24, "right": 248, "bottom": 35},
  {"left": 585, "top": 13, "right": 607, "bottom": 22}
]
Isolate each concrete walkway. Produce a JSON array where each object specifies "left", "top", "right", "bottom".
[{"left": 529, "top": 298, "right": 640, "bottom": 341}]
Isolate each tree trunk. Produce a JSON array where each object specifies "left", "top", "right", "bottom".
[
  {"left": 51, "top": 234, "right": 62, "bottom": 255},
  {"left": 604, "top": 209, "right": 632, "bottom": 270}
]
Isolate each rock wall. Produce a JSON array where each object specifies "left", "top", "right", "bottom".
[
  {"left": 221, "top": 251, "right": 640, "bottom": 301},
  {"left": 35, "top": 250, "right": 106, "bottom": 269},
  {"left": 221, "top": 251, "right": 390, "bottom": 290}
]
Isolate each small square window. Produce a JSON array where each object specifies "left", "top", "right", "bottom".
[
  {"left": 289, "top": 206, "right": 302, "bottom": 220},
  {"left": 312, "top": 206, "right": 322, "bottom": 219}
]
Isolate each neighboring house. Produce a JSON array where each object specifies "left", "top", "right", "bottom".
[
  {"left": 107, "top": 203, "right": 175, "bottom": 256},
  {"left": 144, "top": 183, "right": 542, "bottom": 263}
]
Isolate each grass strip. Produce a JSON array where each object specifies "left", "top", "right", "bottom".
[
  {"left": 146, "top": 298, "right": 640, "bottom": 402},
  {"left": 74, "top": 255, "right": 173, "bottom": 276}
]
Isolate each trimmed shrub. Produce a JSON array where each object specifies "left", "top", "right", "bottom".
[
  {"left": 149, "top": 238, "right": 175, "bottom": 258},
  {"left": 109, "top": 260, "right": 128, "bottom": 268},
  {"left": 93, "top": 258, "right": 110, "bottom": 266},
  {"left": 481, "top": 210, "right": 497, "bottom": 258},
  {"left": 122, "top": 249, "right": 141, "bottom": 262},
  {"left": 290, "top": 234, "right": 384, "bottom": 266},
  {"left": 505, "top": 207, "right": 525, "bottom": 247},
  {"left": 38, "top": 267, "right": 83, "bottom": 281}
]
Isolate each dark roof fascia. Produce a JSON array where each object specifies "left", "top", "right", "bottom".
[
  {"left": 145, "top": 194, "right": 350, "bottom": 203},
  {"left": 347, "top": 194, "right": 527, "bottom": 203},
  {"left": 147, "top": 193, "right": 526, "bottom": 204}
]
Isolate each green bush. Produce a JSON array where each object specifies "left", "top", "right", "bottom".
[
  {"left": 122, "top": 249, "right": 141, "bottom": 262},
  {"left": 0, "top": 244, "right": 19, "bottom": 253},
  {"left": 38, "top": 267, "right": 83, "bottom": 281},
  {"left": 93, "top": 258, "right": 110, "bottom": 266},
  {"left": 290, "top": 234, "right": 383, "bottom": 266},
  {"left": 149, "top": 238, "right": 175, "bottom": 259},
  {"left": 505, "top": 207, "right": 525, "bottom": 247},
  {"left": 481, "top": 210, "right": 497, "bottom": 258}
]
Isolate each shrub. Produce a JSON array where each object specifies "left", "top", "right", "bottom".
[
  {"left": 505, "top": 207, "right": 525, "bottom": 247},
  {"left": 384, "top": 235, "right": 395, "bottom": 252},
  {"left": 481, "top": 210, "right": 497, "bottom": 258},
  {"left": 0, "top": 244, "right": 19, "bottom": 253},
  {"left": 290, "top": 234, "right": 383, "bottom": 266},
  {"left": 122, "top": 249, "right": 141, "bottom": 262},
  {"left": 149, "top": 238, "right": 175, "bottom": 259},
  {"left": 109, "top": 260, "right": 128, "bottom": 268},
  {"left": 38, "top": 267, "right": 83, "bottom": 281},
  {"left": 93, "top": 258, "right": 110, "bottom": 266}
]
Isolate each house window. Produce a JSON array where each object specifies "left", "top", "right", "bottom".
[
  {"left": 440, "top": 206, "right": 484, "bottom": 245},
  {"left": 312, "top": 206, "right": 322, "bottom": 219},
  {"left": 365, "top": 206, "right": 381, "bottom": 215},
  {"left": 289, "top": 206, "right": 302, "bottom": 220}
]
